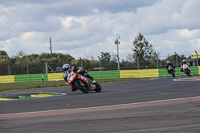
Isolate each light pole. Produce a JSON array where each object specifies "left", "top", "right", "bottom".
[
  {"left": 115, "top": 34, "right": 120, "bottom": 70},
  {"left": 98, "top": 56, "right": 101, "bottom": 71},
  {"left": 50, "top": 38, "right": 52, "bottom": 63},
  {"left": 195, "top": 51, "right": 198, "bottom": 67},
  {"left": 44, "top": 58, "right": 48, "bottom": 74}
]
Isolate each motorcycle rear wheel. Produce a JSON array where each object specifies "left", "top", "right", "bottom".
[
  {"left": 172, "top": 71, "right": 175, "bottom": 77},
  {"left": 185, "top": 69, "right": 191, "bottom": 77},
  {"left": 94, "top": 83, "right": 102, "bottom": 92}
]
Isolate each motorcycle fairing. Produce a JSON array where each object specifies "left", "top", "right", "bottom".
[
  {"left": 78, "top": 75, "right": 88, "bottom": 83},
  {"left": 67, "top": 72, "right": 77, "bottom": 84}
]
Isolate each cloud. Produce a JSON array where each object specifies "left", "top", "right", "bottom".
[
  {"left": 171, "top": 0, "right": 200, "bottom": 29},
  {"left": 148, "top": 28, "right": 200, "bottom": 58},
  {"left": 178, "top": 29, "right": 199, "bottom": 39}
]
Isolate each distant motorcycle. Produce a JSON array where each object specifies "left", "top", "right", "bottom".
[
  {"left": 181, "top": 64, "right": 191, "bottom": 77},
  {"left": 168, "top": 65, "right": 175, "bottom": 78},
  {"left": 65, "top": 70, "right": 102, "bottom": 93}
]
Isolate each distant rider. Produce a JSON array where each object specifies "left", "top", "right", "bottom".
[
  {"left": 180, "top": 59, "right": 191, "bottom": 76},
  {"left": 166, "top": 61, "right": 175, "bottom": 74},
  {"left": 180, "top": 59, "right": 189, "bottom": 72}
]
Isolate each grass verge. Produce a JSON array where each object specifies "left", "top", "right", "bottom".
[{"left": 0, "top": 78, "right": 144, "bottom": 92}]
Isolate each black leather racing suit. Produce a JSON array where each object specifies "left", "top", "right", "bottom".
[
  {"left": 166, "top": 63, "right": 175, "bottom": 73},
  {"left": 73, "top": 67, "right": 93, "bottom": 80}
]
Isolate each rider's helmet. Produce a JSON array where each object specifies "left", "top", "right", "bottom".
[
  {"left": 182, "top": 59, "right": 186, "bottom": 64},
  {"left": 62, "top": 64, "right": 70, "bottom": 71},
  {"left": 167, "top": 61, "right": 170, "bottom": 64}
]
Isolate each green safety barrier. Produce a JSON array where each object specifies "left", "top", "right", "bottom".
[
  {"left": 159, "top": 66, "right": 199, "bottom": 77},
  {"left": 175, "top": 66, "right": 198, "bottom": 76},
  {"left": 88, "top": 70, "right": 120, "bottom": 79},
  {"left": 0, "top": 67, "right": 199, "bottom": 84},
  {"left": 14, "top": 74, "right": 48, "bottom": 82},
  {"left": 159, "top": 68, "right": 171, "bottom": 77}
]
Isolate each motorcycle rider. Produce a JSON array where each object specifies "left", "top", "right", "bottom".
[
  {"left": 180, "top": 59, "right": 189, "bottom": 72},
  {"left": 62, "top": 64, "right": 71, "bottom": 84},
  {"left": 166, "top": 61, "right": 175, "bottom": 77},
  {"left": 180, "top": 59, "right": 191, "bottom": 76},
  {"left": 62, "top": 64, "right": 94, "bottom": 91}
]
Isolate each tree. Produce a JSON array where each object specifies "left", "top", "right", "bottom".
[
  {"left": 15, "top": 50, "right": 26, "bottom": 58},
  {"left": 125, "top": 54, "right": 134, "bottom": 62},
  {"left": 0, "top": 50, "right": 9, "bottom": 63},
  {"left": 147, "top": 52, "right": 159, "bottom": 67},
  {"left": 0, "top": 50, "right": 8, "bottom": 55},
  {"left": 111, "top": 53, "right": 117, "bottom": 62},
  {"left": 132, "top": 33, "right": 155, "bottom": 67},
  {"left": 100, "top": 52, "right": 111, "bottom": 62}
]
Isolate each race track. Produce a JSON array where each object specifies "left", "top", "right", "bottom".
[{"left": 0, "top": 77, "right": 200, "bottom": 133}]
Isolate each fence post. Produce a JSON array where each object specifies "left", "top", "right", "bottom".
[
  {"left": 8, "top": 63, "right": 10, "bottom": 75},
  {"left": 80, "top": 57, "right": 83, "bottom": 69},
  {"left": 98, "top": 56, "right": 101, "bottom": 71},
  {"left": 27, "top": 63, "right": 29, "bottom": 74},
  {"left": 156, "top": 53, "right": 159, "bottom": 69},
  {"left": 195, "top": 51, "right": 199, "bottom": 75},
  {"left": 175, "top": 52, "right": 178, "bottom": 68},
  {"left": 137, "top": 55, "right": 139, "bottom": 70}
]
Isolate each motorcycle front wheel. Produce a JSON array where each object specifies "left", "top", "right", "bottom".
[{"left": 74, "top": 80, "right": 89, "bottom": 93}]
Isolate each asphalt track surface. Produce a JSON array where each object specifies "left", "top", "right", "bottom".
[{"left": 0, "top": 77, "right": 200, "bottom": 133}]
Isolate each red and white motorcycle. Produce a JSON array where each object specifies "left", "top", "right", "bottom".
[
  {"left": 181, "top": 64, "right": 191, "bottom": 77},
  {"left": 64, "top": 70, "right": 102, "bottom": 93}
]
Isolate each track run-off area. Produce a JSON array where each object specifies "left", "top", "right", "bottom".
[{"left": 0, "top": 77, "right": 200, "bottom": 133}]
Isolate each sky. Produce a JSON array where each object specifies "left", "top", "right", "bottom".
[{"left": 0, "top": 0, "right": 200, "bottom": 60}]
